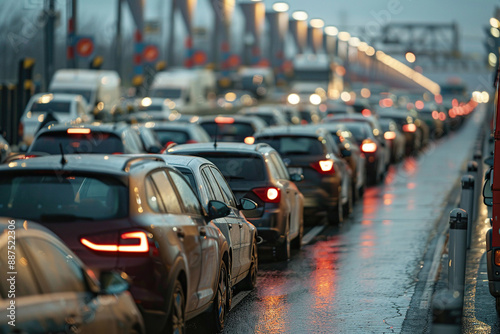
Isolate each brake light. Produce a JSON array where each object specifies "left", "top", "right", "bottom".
[
  {"left": 252, "top": 187, "right": 281, "bottom": 203},
  {"left": 67, "top": 128, "right": 91, "bottom": 134},
  {"left": 361, "top": 139, "right": 377, "bottom": 153},
  {"left": 438, "top": 112, "right": 446, "bottom": 121},
  {"left": 310, "top": 159, "right": 335, "bottom": 174},
  {"left": 384, "top": 131, "right": 396, "bottom": 140},
  {"left": 495, "top": 250, "right": 500, "bottom": 266},
  {"left": 244, "top": 136, "right": 255, "bottom": 145},
  {"left": 432, "top": 111, "right": 439, "bottom": 120},
  {"left": 403, "top": 124, "right": 417, "bottom": 133},
  {"left": 81, "top": 231, "right": 150, "bottom": 253},
  {"left": 215, "top": 116, "right": 234, "bottom": 124},
  {"left": 186, "top": 139, "right": 198, "bottom": 144},
  {"left": 18, "top": 123, "right": 24, "bottom": 137},
  {"left": 361, "top": 109, "right": 372, "bottom": 117}
]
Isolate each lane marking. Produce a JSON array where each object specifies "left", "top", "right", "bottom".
[
  {"left": 231, "top": 291, "right": 251, "bottom": 309},
  {"left": 419, "top": 230, "right": 447, "bottom": 309},
  {"left": 302, "top": 225, "right": 326, "bottom": 245}
]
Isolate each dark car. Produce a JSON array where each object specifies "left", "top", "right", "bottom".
[
  {"left": 0, "top": 135, "right": 11, "bottom": 163},
  {"left": 0, "top": 155, "right": 232, "bottom": 333},
  {"left": 278, "top": 105, "right": 303, "bottom": 125},
  {"left": 161, "top": 155, "right": 259, "bottom": 290},
  {"left": 376, "top": 108, "right": 424, "bottom": 155},
  {"left": 0, "top": 218, "right": 145, "bottom": 333},
  {"left": 238, "top": 106, "right": 289, "bottom": 127},
  {"left": 28, "top": 123, "right": 147, "bottom": 155},
  {"left": 254, "top": 126, "right": 353, "bottom": 225},
  {"left": 131, "top": 124, "right": 163, "bottom": 153},
  {"left": 378, "top": 118, "right": 406, "bottom": 163},
  {"left": 197, "top": 115, "right": 268, "bottom": 144},
  {"left": 297, "top": 105, "right": 322, "bottom": 124},
  {"left": 167, "top": 143, "right": 304, "bottom": 261},
  {"left": 147, "top": 122, "right": 211, "bottom": 148},
  {"left": 322, "top": 101, "right": 355, "bottom": 118}
]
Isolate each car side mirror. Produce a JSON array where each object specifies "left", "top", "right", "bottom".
[
  {"left": 99, "top": 271, "right": 129, "bottom": 295},
  {"left": 484, "top": 168, "right": 493, "bottom": 206},
  {"left": 290, "top": 173, "right": 304, "bottom": 182},
  {"left": 208, "top": 200, "right": 231, "bottom": 220},
  {"left": 239, "top": 198, "right": 258, "bottom": 210}
]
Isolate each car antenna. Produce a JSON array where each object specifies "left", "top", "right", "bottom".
[
  {"left": 213, "top": 120, "right": 218, "bottom": 149},
  {"left": 59, "top": 143, "right": 67, "bottom": 166}
]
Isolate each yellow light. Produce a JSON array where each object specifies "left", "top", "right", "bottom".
[
  {"left": 491, "top": 17, "right": 500, "bottom": 28},
  {"left": 310, "top": 19, "right": 324, "bottom": 29},
  {"left": 358, "top": 42, "right": 369, "bottom": 52},
  {"left": 310, "top": 94, "right": 322, "bottom": 105},
  {"left": 405, "top": 52, "right": 416, "bottom": 63},
  {"left": 489, "top": 53, "right": 498, "bottom": 67},
  {"left": 244, "top": 136, "right": 255, "bottom": 145},
  {"left": 491, "top": 27, "right": 500, "bottom": 38},
  {"left": 340, "top": 91, "right": 351, "bottom": 102},
  {"left": 361, "top": 88, "right": 371, "bottom": 98},
  {"left": 287, "top": 93, "right": 300, "bottom": 105},
  {"left": 338, "top": 31, "right": 351, "bottom": 42},
  {"left": 37, "top": 114, "right": 45, "bottom": 122},
  {"left": 348, "top": 37, "right": 360, "bottom": 47},
  {"left": 365, "top": 47, "right": 375, "bottom": 56},
  {"left": 272, "top": 2, "right": 289, "bottom": 12},
  {"left": 292, "top": 11, "right": 308, "bottom": 21},
  {"left": 38, "top": 94, "right": 53, "bottom": 104},
  {"left": 376, "top": 50, "right": 386, "bottom": 60},
  {"left": 141, "top": 97, "right": 152, "bottom": 107},
  {"left": 225, "top": 92, "right": 237, "bottom": 102},
  {"left": 324, "top": 26, "right": 338, "bottom": 36},
  {"left": 481, "top": 91, "right": 490, "bottom": 103}
]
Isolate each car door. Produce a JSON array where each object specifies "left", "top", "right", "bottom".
[
  {"left": 201, "top": 166, "right": 242, "bottom": 279},
  {"left": 209, "top": 166, "right": 251, "bottom": 276},
  {"left": 168, "top": 170, "right": 221, "bottom": 309}
]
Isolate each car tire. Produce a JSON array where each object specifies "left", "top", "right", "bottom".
[
  {"left": 276, "top": 224, "right": 290, "bottom": 261},
  {"left": 342, "top": 185, "right": 353, "bottom": 217},
  {"left": 291, "top": 222, "right": 303, "bottom": 250},
  {"left": 239, "top": 241, "right": 258, "bottom": 290},
  {"left": 209, "top": 261, "right": 229, "bottom": 332},
  {"left": 327, "top": 198, "right": 343, "bottom": 225},
  {"left": 165, "top": 280, "right": 185, "bottom": 334}
]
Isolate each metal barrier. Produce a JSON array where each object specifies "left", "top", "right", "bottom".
[{"left": 459, "top": 175, "right": 475, "bottom": 249}]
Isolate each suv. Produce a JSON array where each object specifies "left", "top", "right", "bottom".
[
  {"left": 167, "top": 143, "right": 304, "bottom": 261},
  {"left": 28, "top": 123, "right": 147, "bottom": 155},
  {"left": 0, "top": 155, "right": 232, "bottom": 333},
  {"left": 254, "top": 126, "right": 353, "bottom": 225}
]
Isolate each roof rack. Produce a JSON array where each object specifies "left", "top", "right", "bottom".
[
  {"left": 122, "top": 156, "right": 165, "bottom": 172},
  {"left": 254, "top": 143, "right": 270, "bottom": 151}
]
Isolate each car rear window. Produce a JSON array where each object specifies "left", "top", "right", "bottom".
[
  {"left": 200, "top": 122, "right": 255, "bottom": 142},
  {"left": 154, "top": 129, "right": 189, "bottom": 145},
  {"left": 30, "top": 131, "right": 124, "bottom": 154},
  {"left": 0, "top": 175, "right": 128, "bottom": 221},
  {"left": 256, "top": 136, "right": 325, "bottom": 156},
  {"left": 196, "top": 154, "right": 266, "bottom": 182},
  {"left": 338, "top": 123, "right": 371, "bottom": 143},
  {"left": 30, "top": 101, "right": 71, "bottom": 113}
]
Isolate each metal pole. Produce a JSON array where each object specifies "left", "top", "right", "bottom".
[
  {"left": 459, "top": 175, "right": 475, "bottom": 249},
  {"left": 44, "top": 0, "right": 56, "bottom": 89},
  {"left": 467, "top": 161, "right": 479, "bottom": 222},
  {"left": 115, "top": 0, "right": 122, "bottom": 74},
  {"left": 431, "top": 289, "right": 462, "bottom": 334},
  {"left": 167, "top": 0, "right": 176, "bottom": 67},
  {"left": 67, "top": 0, "right": 77, "bottom": 68},
  {"left": 448, "top": 208, "right": 468, "bottom": 293}
]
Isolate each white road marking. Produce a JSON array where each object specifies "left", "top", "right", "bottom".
[
  {"left": 231, "top": 291, "right": 251, "bottom": 309},
  {"left": 419, "top": 230, "right": 447, "bottom": 309},
  {"left": 302, "top": 225, "right": 326, "bottom": 245}
]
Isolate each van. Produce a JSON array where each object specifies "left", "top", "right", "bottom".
[{"left": 49, "top": 69, "right": 121, "bottom": 120}]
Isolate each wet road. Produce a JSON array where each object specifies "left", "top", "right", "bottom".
[{"left": 189, "top": 106, "right": 487, "bottom": 334}]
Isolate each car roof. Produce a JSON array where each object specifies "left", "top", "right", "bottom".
[
  {"left": 198, "top": 114, "right": 265, "bottom": 124},
  {"left": 254, "top": 125, "right": 329, "bottom": 138},
  {"left": 35, "top": 122, "right": 130, "bottom": 135},
  {"left": 144, "top": 122, "right": 200, "bottom": 130},
  {"left": 30, "top": 92, "right": 84, "bottom": 102},
  {"left": 161, "top": 154, "right": 215, "bottom": 170},
  {"left": 168, "top": 142, "right": 274, "bottom": 155},
  {"left": 0, "top": 154, "right": 166, "bottom": 175}
]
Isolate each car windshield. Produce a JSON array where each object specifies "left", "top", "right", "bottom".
[
  {"left": 151, "top": 88, "right": 183, "bottom": 99},
  {"left": 338, "top": 123, "right": 372, "bottom": 142},
  {"left": 0, "top": 175, "right": 128, "bottom": 221},
  {"left": 196, "top": 154, "right": 266, "bottom": 182},
  {"left": 50, "top": 89, "right": 93, "bottom": 103},
  {"left": 154, "top": 130, "right": 189, "bottom": 145},
  {"left": 30, "top": 131, "right": 124, "bottom": 154},
  {"left": 200, "top": 122, "right": 255, "bottom": 142},
  {"left": 256, "top": 136, "right": 325, "bottom": 156},
  {"left": 30, "top": 101, "right": 71, "bottom": 113}
]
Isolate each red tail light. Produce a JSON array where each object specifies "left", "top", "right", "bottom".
[
  {"left": 81, "top": 231, "right": 150, "bottom": 253},
  {"left": 310, "top": 159, "right": 335, "bottom": 174},
  {"left": 215, "top": 116, "right": 234, "bottom": 124},
  {"left": 252, "top": 187, "right": 281, "bottom": 203},
  {"left": 361, "top": 108, "right": 372, "bottom": 117},
  {"left": 18, "top": 123, "right": 24, "bottom": 137},
  {"left": 402, "top": 124, "right": 417, "bottom": 133},
  {"left": 361, "top": 139, "right": 377, "bottom": 153},
  {"left": 186, "top": 139, "right": 198, "bottom": 144},
  {"left": 384, "top": 131, "right": 396, "bottom": 140},
  {"left": 244, "top": 136, "right": 255, "bottom": 145}
]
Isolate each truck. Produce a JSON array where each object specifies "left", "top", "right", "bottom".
[{"left": 49, "top": 69, "right": 121, "bottom": 120}]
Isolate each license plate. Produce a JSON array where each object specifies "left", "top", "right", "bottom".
[{"left": 288, "top": 167, "right": 303, "bottom": 175}]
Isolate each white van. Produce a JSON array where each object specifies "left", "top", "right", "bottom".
[
  {"left": 49, "top": 69, "right": 121, "bottom": 120},
  {"left": 20, "top": 93, "right": 91, "bottom": 146},
  {"left": 149, "top": 68, "right": 216, "bottom": 111}
]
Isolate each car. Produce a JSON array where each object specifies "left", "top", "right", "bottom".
[
  {"left": 297, "top": 105, "right": 322, "bottom": 124},
  {"left": 197, "top": 115, "right": 267, "bottom": 144},
  {"left": 238, "top": 105, "right": 289, "bottom": 127},
  {"left": 216, "top": 90, "right": 257, "bottom": 109},
  {"left": 415, "top": 104, "right": 446, "bottom": 139},
  {"left": 0, "top": 218, "right": 145, "bottom": 333},
  {"left": 278, "top": 105, "right": 303, "bottom": 125},
  {"left": 131, "top": 124, "right": 163, "bottom": 153},
  {"left": 136, "top": 97, "right": 174, "bottom": 116},
  {"left": 160, "top": 154, "right": 259, "bottom": 290},
  {"left": 0, "top": 135, "right": 11, "bottom": 163},
  {"left": 254, "top": 126, "right": 353, "bottom": 225},
  {"left": 376, "top": 108, "right": 424, "bottom": 155},
  {"left": 330, "top": 122, "right": 386, "bottom": 185},
  {"left": 0, "top": 155, "right": 233, "bottom": 333},
  {"left": 378, "top": 118, "right": 406, "bottom": 163},
  {"left": 167, "top": 143, "right": 304, "bottom": 261},
  {"left": 322, "top": 101, "right": 355, "bottom": 118},
  {"left": 19, "top": 93, "right": 91, "bottom": 147},
  {"left": 147, "top": 122, "right": 211, "bottom": 148},
  {"left": 27, "top": 123, "right": 147, "bottom": 155}
]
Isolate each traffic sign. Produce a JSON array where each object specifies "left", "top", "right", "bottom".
[
  {"left": 75, "top": 36, "right": 94, "bottom": 58},
  {"left": 143, "top": 44, "right": 159, "bottom": 63}
]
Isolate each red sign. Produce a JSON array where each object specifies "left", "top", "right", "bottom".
[
  {"left": 75, "top": 37, "right": 94, "bottom": 58},
  {"left": 193, "top": 51, "right": 207, "bottom": 66},
  {"left": 143, "top": 44, "right": 159, "bottom": 63}
]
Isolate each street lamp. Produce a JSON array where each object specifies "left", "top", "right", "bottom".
[
  {"left": 272, "top": 2, "right": 289, "bottom": 12},
  {"left": 310, "top": 19, "right": 324, "bottom": 29},
  {"left": 324, "top": 26, "right": 338, "bottom": 36},
  {"left": 338, "top": 31, "right": 351, "bottom": 42},
  {"left": 292, "top": 11, "right": 308, "bottom": 21},
  {"left": 348, "top": 37, "right": 360, "bottom": 47},
  {"left": 490, "top": 17, "right": 500, "bottom": 28}
]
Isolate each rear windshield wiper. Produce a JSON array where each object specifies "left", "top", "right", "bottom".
[{"left": 40, "top": 214, "right": 95, "bottom": 222}]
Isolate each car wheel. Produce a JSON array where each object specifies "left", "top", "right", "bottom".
[
  {"left": 276, "top": 224, "right": 290, "bottom": 261},
  {"left": 165, "top": 280, "right": 185, "bottom": 334},
  {"left": 291, "top": 222, "right": 303, "bottom": 250},
  {"left": 342, "top": 185, "right": 353, "bottom": 217},
  {"left": 209, "top": 261, "right": 229, "bottom": 332},
  {"left": 327, "top": 198, "right": 343, "bottom": 225},
  {"left": 239, "top": 241, "right": 258, "bottom": 290}
]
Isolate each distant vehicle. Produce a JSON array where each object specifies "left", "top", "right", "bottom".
[
  {"left": 28, "top": 123, "right": 146, "bottom": 155},
  {"left": 0, "top": 218, "right": 145, "bottom": 333},
  {"left": 20, "top": 93, "right": 91, "bottom": 146},
  {"left": 277, "top": 105, "right": 303, "bottom": 125},
  {"left": 254, "top": 126, "right": 353, "bottom": 225},
  {"left": 135, "top": 97, "right": 174, "bottom": 117},
  {"left": 0, "top": 155, "right": 233, "bottom": 333},
  {"left": 238, "top": 105, "right": 289, "bottom": 127},
  {"left": 297, "top": 105, "right": 322, "bottom": 124},
  {"left": 49, "top": 69, "right": 121, "bottom": 120},
  {"left": 147, "top": 122, "right": 211, "bottom": 148},
  {"left": 322, "top": 101, "right": 355, "bottom": 118},
  {"left": 197, "top": 115, "right": 267, "bottom": 144},
  {"left": 161, "top": 154, "right": 259, "bottom": 289},
  {"left": 238, "top": 67, "right": 275, "bottom": 99},
  {"left": 217, "top": 90, "right": 257, "bottom": 109},
  {"left": 131, "top": 124, "right": 163, "bottom": 153},
  {"left": 149, "top": 68, "right": 216, "bottom": 110},
  {"left": 168, "top": 143, "right": 304, "bottom": 261},
  {"left": 378, "top": 118, "right": 406, "bottom": 163},
  {"left": 0, "top": 135, "right": 11, "bottom": 163}
]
